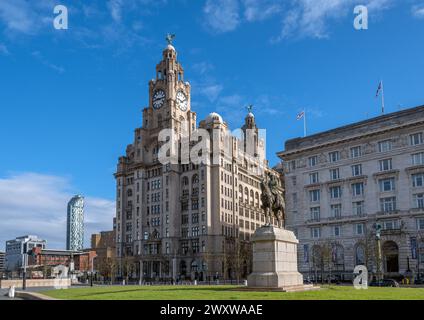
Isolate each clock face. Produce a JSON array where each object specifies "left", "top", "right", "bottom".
[
  {"left": 153, "top": 90, "right": 166, "bottom": 109},
  {"left": 176, "top": 91, "right": 188, "bottom": 111}
]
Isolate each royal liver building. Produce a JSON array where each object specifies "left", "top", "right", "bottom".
[{"left": 114, "top": 39, "right": 281, "bottom": 281}]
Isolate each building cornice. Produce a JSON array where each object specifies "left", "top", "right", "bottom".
[{"left": 278, "top": 105, "right": 424, "bottom": 159}]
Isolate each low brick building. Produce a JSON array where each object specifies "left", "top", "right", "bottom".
[{"left": 28, "top": 247, "right": 97, "bottom": 273}]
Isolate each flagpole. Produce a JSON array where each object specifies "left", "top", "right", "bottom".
[
  {"left": 303, "top": 109, "right": 307, "bottom": 137},
  {"left": 381, "top": 80, "right": 385, "bottom": 114}
]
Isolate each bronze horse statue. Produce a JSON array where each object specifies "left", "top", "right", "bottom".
[{"left": 260, "top": 172, "right": 286, "bottom": 227}]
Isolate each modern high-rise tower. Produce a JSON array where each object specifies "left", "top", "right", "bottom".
[{"left": 66, "top": 195, "right": 85, "bottom": 251}]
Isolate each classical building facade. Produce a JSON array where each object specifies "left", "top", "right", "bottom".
[
  {"left": 114, "top": 41, "right": 281, "bottom": 281},
  {"left": 67, "top": 195, "right": 85, "bottom": 251},
  {"left": 278, "top": 106, "right": 424, "bottom": 281}
]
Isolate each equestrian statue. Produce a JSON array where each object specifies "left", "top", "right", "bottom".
[{"left": 260, "top": 171, "right": 286, "bottom": 228}]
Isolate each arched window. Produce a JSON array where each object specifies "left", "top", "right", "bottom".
[
  {"left": 255, "top": 192, "right": 259, "bottom": 207},
  {"left": 239, "top": 185, "right": 243, "bottom": 201},
  {"left": 180, "top": 260, "right": 187, "bottom": 276},
  {"left": 192, "top": 174, "right": 199, "bottom": 184},
  {"left": 312, "top": 245, "right": 323, "bottom": 271},
  {"left": 191, "top": 260, "right": 199, "bottom": 272},
  {"left": 244, "top": 187, "right": 249, "bottom": 204},
  {"left": 332, "top": 244, "right": 345, "bottom": 271},
  {"left": 182, "top": 176, "right": 189, "bottom": 186},
  {"left": 250, "top": 190, "right": 254, "bottom": 206},
  {"left": 355, "top": 244, "right": 365, "bottom": 266}
]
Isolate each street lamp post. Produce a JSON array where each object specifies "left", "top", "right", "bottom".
[
  {"left": 22, "top": 253, "right": 27, "bottom": 290},
  {"left": 140, "top": 260, "right": 143, "bottom": 286},
  {"left": 375, "top": 223, "right": 383, "bottom": 282},
  {"left": 90, "top": 256, "right": 96, "bottom": 287}
]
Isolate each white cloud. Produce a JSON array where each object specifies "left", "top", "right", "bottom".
[
  {"left": 0, "top": 0, "right": 55, "bottom": 35},
  {"left": 274, "top": 0, "right": 394, "bottom": 40},
  {"left": 0, "top": 0, "right": 38, "bottom": 34},
  {"left": 198, "top": 83, "right": 224, "bottom": 102},
  {"left": 0, "top": 172, "right": 115, "bottom": 251},
  {"left": 107, "top": 0, "right": 124, "bottom": 23},
  {"left": 192, "top": 61, "right": 215, "bottom": 75},
  {"left": 242, "top": 0, "right": 282, "bottom": 22},
  {"left": 31, "top": 51, "right": 65, "bottom": 74},
  {"left": 412, "top": 4, "right": 424, "bottom": 18},
  {"left": 0, "top": 43, "right": 9, "bottom": 55},
  {"left": 202, "top": 0, "right": 395, "bottom": 39},
  {"left": 203, "top": 0, "right": 241, "bottom": 33}
]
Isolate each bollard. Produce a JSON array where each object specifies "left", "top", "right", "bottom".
[
  {"left": 194, "top": 280, "right": 197, "bottom": 286},
  {"left": 244, "top": 280, "right": 248, "bottom": 286},
  {"left": 8, "top": 285, "right": 15, "bottom": 298}
]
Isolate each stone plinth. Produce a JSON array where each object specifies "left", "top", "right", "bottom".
[{"left": 248, "top": 225, "right": 309, "bottom": 291}]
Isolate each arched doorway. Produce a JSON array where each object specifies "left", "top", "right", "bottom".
[
  {"left": 332, "top": 245, "right": 345, "bottom": 271},
  {"left": 382, "top": 241, "right": 399, "bottom": 273},
  {"left": 355, "top": 243, "right": 366, "bottom": 266},
  {"left": 180, "top": 260, "right": 187, "bottom": 278},
  {"left": 311, "top": 245, "right": 323, "bottom": 282}
]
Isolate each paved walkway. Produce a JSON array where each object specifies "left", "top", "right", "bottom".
[{"left": 0, "top": 288, "right": 23, "bottom": 300}]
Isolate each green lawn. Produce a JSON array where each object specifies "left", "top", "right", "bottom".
[{"left": 42, "top": 285, "right": 424, "bottom": 300}]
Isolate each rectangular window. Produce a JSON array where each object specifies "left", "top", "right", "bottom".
[
  {"left": 309, "top": 190, "right": 320, "bottom": 202},
  {"left": 331, "top": 204, "right": 342, "bottom": 218},
  {"left": 311, "top": 227, "right": 321, "bottom": 239},
  {"left": 309, "top": 156, "right": 318, "bottom": 167},
  {"left": 309, "top": 172, "right": 319, "bottom": 184},
  {"left": 410, "top": 133, "right": 423, "bottom": 146},
  {"left": 192, "top": 213, "right": 199, "bottom": 224},
  {"left": 355, "top": 224, "right": 364, "bottom": 235},
  {"left": 379, "top": 178, "right": 395, "bottom": 192},
  {"left": 351, "top": 146, "right": 362, "bottom": 159},
  {"left": 351, "top": 164, "right": 362, "bottom": 177},
  {"left": 414, "top": 194, "right": 424, "bottom": 209},
  {"left": 412, "top": 152, "right": 424, "bottom": 165},
  {"left": 330, "top": 168, "right": 340, "bottom": 181},
  {"left": 330, "top": 186, "right": 342, "bottom": 199},
  {"left": 417, "top": 218, "right": 424, "bottom": 230},
  {"left": 353, "top": 201, "right": 365, "bottom": 216},
  {"left": 333, "top": 226, "right": 341, "bottom": 237},
  {"left": 352, "top": 183, "right": 364, "bottom": 197},
  {"left": 379, "top": 159, "right": 392, "bottom": 171},
  {"left": 310, "top": 207, "right": 320, "bottom": 221},
  {"left": 380, "top": 197, "right": 397, "bottom": 213},
  {"left": 383, "top": 220, "right": 399, "bottom": 230},
  {"left": 378, "top": 140, "right": 392, "bottom": 152},
  {"left": 329, "top": 151, "right": 340, "bottom": 163},
  {"left": 412, "top": 173, "right": 424, "bottom": 187}
]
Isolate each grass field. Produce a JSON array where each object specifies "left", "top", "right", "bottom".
[{"left": 42, "top": 285, "right": 424, "bottom": 300}]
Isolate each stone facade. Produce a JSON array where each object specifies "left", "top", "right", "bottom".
[
  {"left": 278, "top": 106, "right": 424, "bottom": 281},
  {"left": 247, "top": 225, "right": 304, "bottom": 289},
  {"left": 114, "top": 43, "right": 281, "bottom": 281}
]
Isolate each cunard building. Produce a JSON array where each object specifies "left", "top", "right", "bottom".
[{"left": 114, "top": 39, "right": 282, "bottom": 281}]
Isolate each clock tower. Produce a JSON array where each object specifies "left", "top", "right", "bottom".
[{"left": 142, "top": 39, "right": 196, "bottom": 140}]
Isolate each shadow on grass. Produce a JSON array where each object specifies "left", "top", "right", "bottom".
[{"left": 47, "top": 285, "right": 247, "bottom": 298}]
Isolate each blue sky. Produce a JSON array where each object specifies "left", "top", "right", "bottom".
[{"left": 0, "top": 0, "right": 423, "bottom": 249}]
